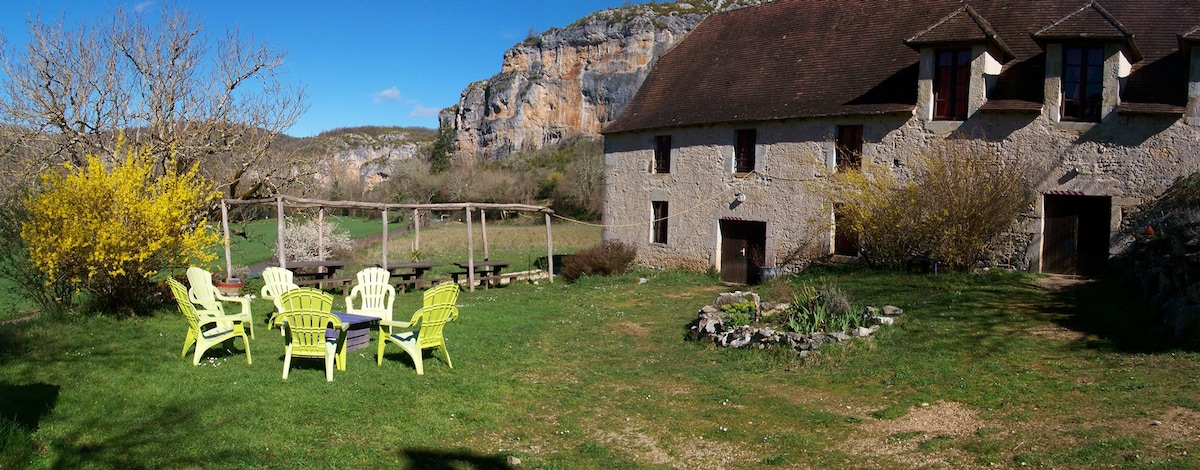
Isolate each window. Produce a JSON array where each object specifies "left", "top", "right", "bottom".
[
  {"left": 651, "top": 201, "right": 669, "bottom": 244},
  {"left": 836, "top": 125, "right": 863, "bottom": 171},
  {"left": 653, "top": 135, "right": 671, "bottom": 173},
  {"left": 934, "top": 49, "right": 971, "bottom": 120},
  {"left": 1062, "top": 46, "right": 1104, "bottom": 122},
  {"left": 734, "top": 129, "right": 756, "bottom": 173}
]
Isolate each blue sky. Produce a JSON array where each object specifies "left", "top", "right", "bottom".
[{"left": 0, "top": 0, "right": 629, "bottom": 137}]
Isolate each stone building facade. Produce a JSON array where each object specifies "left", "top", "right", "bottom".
[{"left": 600, "top": 0, "right": 1200, "bottom": 283}]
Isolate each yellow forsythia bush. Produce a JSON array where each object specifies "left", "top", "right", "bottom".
[{"left": 21, "top": 145, "right": 220, "bottom": 313}]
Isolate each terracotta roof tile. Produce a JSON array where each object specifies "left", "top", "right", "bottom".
[{"left": 604, "top": 0, "right": 1200, "bottom": 134}]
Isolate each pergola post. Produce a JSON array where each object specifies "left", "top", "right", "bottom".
[
  {"left": 221, "top": 200, "right": 233, "bottom": 281},
  {"left": 545, "top": 212, "right": 554, "bottom": 283},
  {"left": 412, "top": 208, "right": 420, "bottom": 254},
  {"left": 466, "top": 206, "right": 475, "bottom": 292},
  {"left": 481, "top": 209, "right": 489, "bottom": 260},
  {"left": 381, "top": 208, "right": 389, "bottom": 268},
  {"left": 276, "top": 196, "right": 286, "bottom": 269}
]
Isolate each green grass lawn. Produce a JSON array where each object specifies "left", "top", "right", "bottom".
[{"left": 3, "top": 262, "right": 1200, "bottom": 468}]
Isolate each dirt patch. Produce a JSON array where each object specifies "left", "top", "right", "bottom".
[
  {"left": 1031, "top": 275, "right": 1091, "bottom": 292},
  {"left": 592, "top": 418, "right": 754, "bottom": 469},
  {"left": 1027, "top": 324, "right": 1090, "bottom": 342},
  {"left": 841, "top": 401, "right": 987, "bottom": 468},
  {"left": 613, "top": 321, "right": 651, "bottom": 337}
]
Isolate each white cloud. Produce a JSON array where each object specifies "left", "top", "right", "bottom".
[
  {"left": 409, "top": 105, "right": 441, "bottom": 117},
  {"left": 134, "top": 1, "right": 155, "bottom": 13},
  {"left": 372, "top": 86, "right": 401, "bottom": 104}
]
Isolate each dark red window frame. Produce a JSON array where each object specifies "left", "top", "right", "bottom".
[
  {"left": 934, "top": 49, "right": 971, "bottom": 120},
  {"left": 1062, "top": 46, "right": 1104, "bottom": 122},
  {"left": 836, "top": 125, "right": 863, "bottom": 171}
]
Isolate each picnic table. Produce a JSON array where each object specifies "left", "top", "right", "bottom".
[
  {"left": 377, "top": 262, "right": 440, "bottom": 292},
  {"left": 451, "top": 260, "right": 511, "bottom": 289},
  {"left": 268, "top": 260, "right": 352, "bottom": 295}
]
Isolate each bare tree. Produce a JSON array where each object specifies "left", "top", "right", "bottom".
[{"left": 0, "top": 4, "right": 312, "bottom": 199}]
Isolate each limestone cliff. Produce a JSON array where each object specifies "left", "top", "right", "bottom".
[{"left": 443, "top": 0, "right": 770, "bottom": 163}]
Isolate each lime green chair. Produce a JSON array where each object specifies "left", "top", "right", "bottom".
[
  {"left": 260, "top": 267, "right": 299, "bottom": 328},
  {"left": 186, "top": 267, "right": 254, "bottom": 339},
  {"left": 345, "top": 267, "right": 395, "bottom": 319},
  {"left": 274, "top": 288, "right": 346, "bottom": 382},
  {"left": 376, "top": 303, "right": 457, "bottom": 375},
  {"left": 167, "top": 278, "right": 252, "bottom": 366},
  {"left": 422, "top": 282, "right": 460, "bottom": 320}
]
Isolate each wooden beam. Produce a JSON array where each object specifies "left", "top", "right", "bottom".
[
  {"left": 481, "top": 209, "right": 489, "bottom": 260},
  {"left": 546, "top": 212, "right": 555, "bottom": 283},
  {"left": 466, "top": 206, "right": 475, "bottom": 292},
  {"left": 276, "top": 196, "right": 286, "bottom": 269},
  {"left": 221, "top": 200, "right": 232, "bottom": 281},
  {"left": 381, "top": 208, "right": 388, "bottom": 268}
]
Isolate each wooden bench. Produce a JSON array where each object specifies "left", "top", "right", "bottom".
[{"left": 294, "top": 277, "right": 353, "bottom": 296}]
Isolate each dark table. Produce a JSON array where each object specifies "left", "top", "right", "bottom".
[
  {"left": 327, "top": 312, "right": 380, "bottom": 370},
  {"left": 268, "top": 260, "right": 351, "bottom": 294},
  {"left": 377, "top": 262, "right": 439, "bottom": 292},
  {"left": 452, "top": 261, "right": 511, "bottom": 289}
]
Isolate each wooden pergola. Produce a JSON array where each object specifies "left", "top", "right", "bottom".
[{"left": 219, "top": 195, "right": 557, "bottom": 291}]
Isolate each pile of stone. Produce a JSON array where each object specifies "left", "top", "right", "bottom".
[{"left": 686, "top": 291, "right": 902, "bottom": 356}]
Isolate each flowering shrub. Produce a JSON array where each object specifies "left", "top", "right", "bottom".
[
  {"left": 22, "top": 145, "right": 219, "bottom": 314},
  {"left": 276, "top": 217, "right": 352, "bottom": 261}
]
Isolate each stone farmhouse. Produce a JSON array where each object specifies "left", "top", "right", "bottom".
[{"left": 600, "top": 0, "right": 1200, "bottom": 283}]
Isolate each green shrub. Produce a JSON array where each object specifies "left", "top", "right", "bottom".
[{"left": 561, "top": 241, "right": 636, "bottom": 282}]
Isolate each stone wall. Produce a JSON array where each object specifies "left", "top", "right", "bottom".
[{"left": 602, "top": 111, "right": 1200, "bottom": 273}]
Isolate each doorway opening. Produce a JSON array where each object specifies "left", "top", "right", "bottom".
[
  {"left": 1042, "top": 194, "right": 1110, "bottom": 276},
  {"left": 720, "top": 219, "right": 767, "bottom": 284}
]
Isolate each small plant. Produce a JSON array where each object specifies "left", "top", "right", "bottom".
[{"left": 720, "top": 300, "right": 756, "bottom": 327}]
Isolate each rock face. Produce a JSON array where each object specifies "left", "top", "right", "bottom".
[
  {"left": 443, "top": 1, "right": 770, "bottom": 163},
  {"left": 303, "top": 128, "right": 432, "bottom": 192}
]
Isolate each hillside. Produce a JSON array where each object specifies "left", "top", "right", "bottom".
[{"left": 276, "top": 126, "right": 436, "bottom": 192}]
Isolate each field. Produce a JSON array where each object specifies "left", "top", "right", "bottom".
[{"left": 2, "top": 224, "right": 1199, "bottom": 468}]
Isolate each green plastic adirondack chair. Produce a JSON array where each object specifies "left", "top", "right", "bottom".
[
  {"left": 186, "top": 267, "right": 255, "bottom": 339},
  {"left": 260, "top": 267, "right": 299, "bottom": 327},
  {"left": 422, "top": 282, "right": 460, "bottom": 321},
  {"left": 274, "top": 288, "right": 346, "bottom": 382},
  {"left": 376, "top": 303, "right": 456, "bottom": 375},
  {"left": 167, "top": 278, "right": 252, "bottom": 366},
  {"left": 345, "top": 267, "right": 395, "bottom": 320}
]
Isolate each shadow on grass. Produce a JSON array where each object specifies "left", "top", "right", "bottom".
[
  {"left": 400, "top": 448, "right": 513, "bottom": 470},
  {"left": 1043, "top": 272, "right": 1196, "bottom": 354},
  {"left": 0, "top": 382, "right": 59, "bottom": 431}
]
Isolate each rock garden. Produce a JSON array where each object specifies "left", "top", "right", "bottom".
[{"left": 686, "top": 283, "right": 902, "bottom": 356}]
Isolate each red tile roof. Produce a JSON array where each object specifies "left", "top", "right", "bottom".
[{"left": 604, "top": 0, "right": 1200, "bottom": 134}]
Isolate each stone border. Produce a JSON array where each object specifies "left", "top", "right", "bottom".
[{"left": 686, "top": 291, "right": 901, "bottom": 357}]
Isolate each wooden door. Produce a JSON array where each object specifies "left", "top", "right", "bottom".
[
  {"left": 720, "top": 220, "right": 766, "bottom": 284},
  {"left": 1043, "top": 213, "right": 1079, "bottom": 274},
  {"left": 1043, "top": 195, "right": 1110, "bottom": 276}
]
